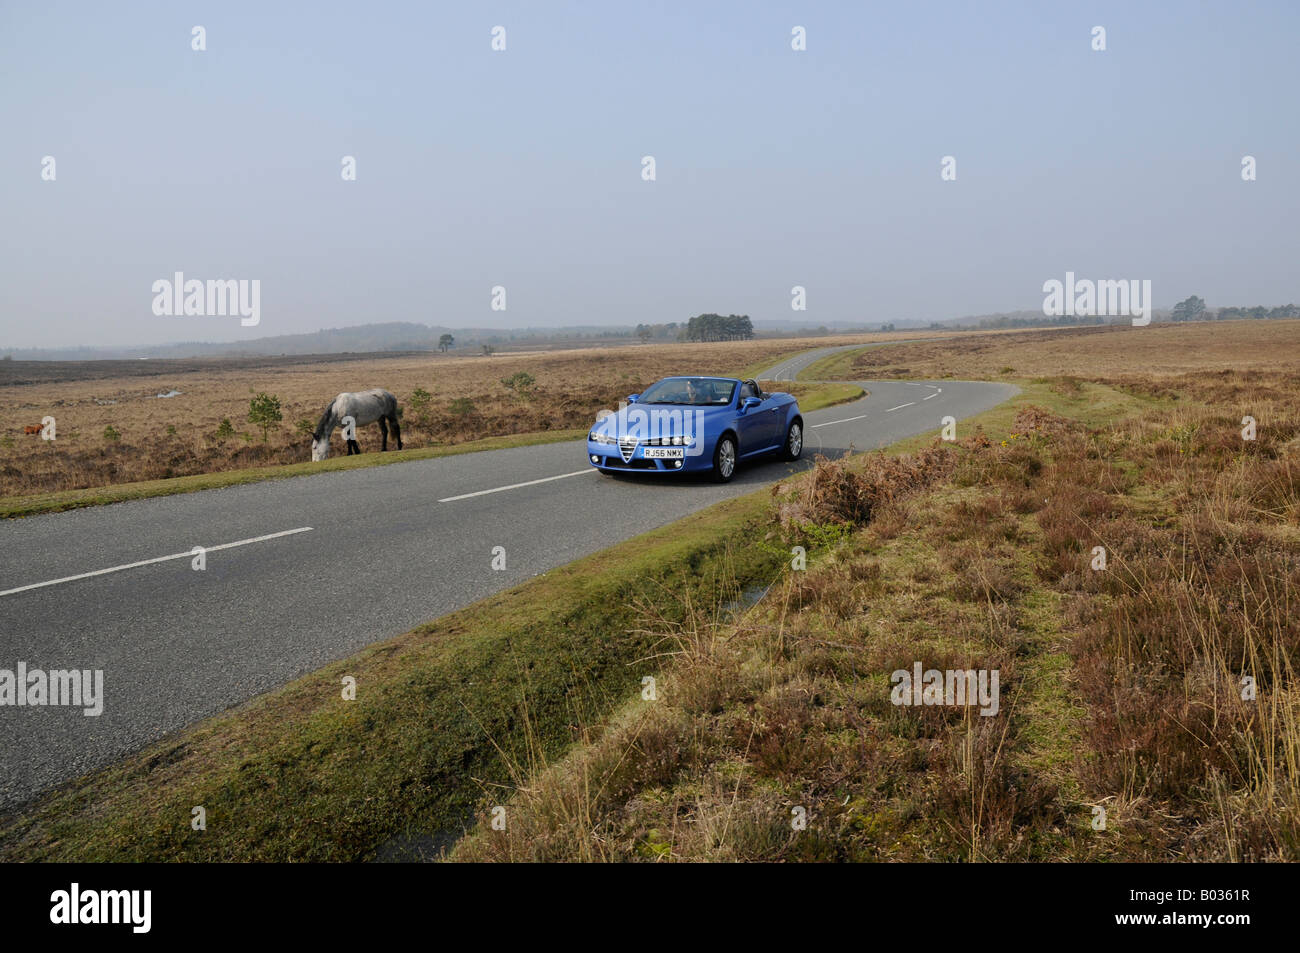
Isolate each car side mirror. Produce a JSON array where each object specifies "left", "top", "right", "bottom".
[
  {"left": 741, "top": 397, "right": 762, "bottom": 411},
  {"left": 627, "top": 394, "right": 639, "bottom": 403}
]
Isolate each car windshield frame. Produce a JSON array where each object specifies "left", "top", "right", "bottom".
[{"left": 636, "top": 378, "right": 738, "bottom": 406}]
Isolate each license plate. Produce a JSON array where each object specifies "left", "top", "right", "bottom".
[{"left": 643, "top": 447, "right": 684, "bottom": 459}]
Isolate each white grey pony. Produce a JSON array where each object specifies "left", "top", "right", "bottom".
[{"left": 311, "top": 388, "right": 403, "bottom": 460}]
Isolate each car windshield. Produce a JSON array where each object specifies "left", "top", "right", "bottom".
[{"left": 637, "top": 378, "right": 736, "bottom": 406}]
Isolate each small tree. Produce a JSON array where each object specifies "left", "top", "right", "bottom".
[
  {"left": 248, "top": 392, "right": 282, "bottom": 442},
  {"left": 215, "top": 418, "right": 235, "bottom": 443},
  {"left": 295, "top": 417, "right": 315, "bottom": 437},
  {"left": 102, "top": 424, "right": 121, "bottom": 442},
  {"left": 438, "top": 334, "right": 454, "bottom": 352}
]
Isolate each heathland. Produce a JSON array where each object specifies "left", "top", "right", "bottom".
[{"left": 2, "top": 319, "right": 1295, "bottom": 861}]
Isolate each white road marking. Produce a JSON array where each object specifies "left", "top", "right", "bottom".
[
  {"left": 885, "top": 402, "right": 916, "bottom": 412},
  {"left": 439, "top": 468, "right": 595, "bottom": 502},
  {"left": 0, "top": 527, "right": 314, "bottom": 598},
  {"left": 810, "top": 413, "right": 867, "bottom": 429},
  {"left": 923, "top": 392, "right": 938, "bottom": 400}
]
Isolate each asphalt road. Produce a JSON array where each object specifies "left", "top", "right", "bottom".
[{"left": 0, "top": 346, "right": 1016, "bottom": 808}]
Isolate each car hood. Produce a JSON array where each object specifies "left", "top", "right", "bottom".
[{"left": 590, "top": 401, "right": 737, "bottom": 438}]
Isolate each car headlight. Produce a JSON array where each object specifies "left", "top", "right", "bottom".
[{"left": 589, "top": 432, "right": 615, "bottom": 445}]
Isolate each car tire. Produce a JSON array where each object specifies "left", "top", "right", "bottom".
[
  {"left": 783, "top": 419, "right": 803, "bottom": 461},
  {"left": 712, "top": 434, "right": 738, "bottom": 483}
]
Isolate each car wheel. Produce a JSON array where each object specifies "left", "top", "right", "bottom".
[
  {"left": 712, "top": 434, "right": 737, "bottom": 483},
  {"left": 783, "top": 419, "right": 803, "bottom": 461}
]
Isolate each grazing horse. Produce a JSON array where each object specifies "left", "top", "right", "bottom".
[
  {"left": 23, "top": 425, "right": 42, "bottom": 435},
  {"left": 311, "top": 389, "right": 403, "bottom": 461}
]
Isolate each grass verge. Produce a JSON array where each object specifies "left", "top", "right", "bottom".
[
  {"left": 0, "top": 489, "right": 787, "bottom": 860},
  {"left": 798, "top": 344, "right": 880, "bottom": 382}
]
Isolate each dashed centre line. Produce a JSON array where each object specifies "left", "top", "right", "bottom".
[
  {"left": 439, "top": 468, "right": 595, "bottom": 502},
  {"left": 810, "top": 413, "right": 868, "bottom": 429}
]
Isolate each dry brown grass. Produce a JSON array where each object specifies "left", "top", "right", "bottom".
[{"left": 846, "top": 319, "right": 1300, "bottom": 383}]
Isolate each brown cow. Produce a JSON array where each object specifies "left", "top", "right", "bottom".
[{"left": 23, "top": 425, "right": 42, "bottom": 435}]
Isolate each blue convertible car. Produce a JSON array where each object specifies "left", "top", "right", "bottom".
[{"left": 586, "top": 377, "right": 803, "bottom": 482}]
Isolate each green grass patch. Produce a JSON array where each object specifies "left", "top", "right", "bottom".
[
  {"left": 798, "top": 344, "right": 884, "bottom": 381},
  {"left": 777, "top": 381, "right": 865, "bottom": 412}
]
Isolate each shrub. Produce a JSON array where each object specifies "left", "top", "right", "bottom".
[
  {"left": 500, "top": 372, "right": 536, "bottom": 399},
  {"left": 409, "top": 388, "right": 433, "bottom": 433},
  {"left": 773, "top": 448, "right": 959, "bottom": 534}
]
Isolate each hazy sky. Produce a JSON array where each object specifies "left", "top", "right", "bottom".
[{"left": 2, "top": 1, "right": 1297, "bottom": 348}]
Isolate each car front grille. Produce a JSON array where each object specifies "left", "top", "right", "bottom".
[{"left": 602, "top": 455, "right": 656, "bottom": 469}]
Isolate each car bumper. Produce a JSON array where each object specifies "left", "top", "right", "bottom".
[{"left": 586, "top": 441, "right": 709, "bottom": 472}]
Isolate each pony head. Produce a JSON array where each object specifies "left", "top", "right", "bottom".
[{"left": 311, "top": 437, "right": 329, "bottom": 461}]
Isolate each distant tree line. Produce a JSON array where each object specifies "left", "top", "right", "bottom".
[
  {"left": 1213, "top": 303, "right": 1300, "bottom": 320},
  {"left": 634, "top": 322, "right": 681, "bottom": 342},
  {"left": 679, "top": 314, "right": 755, "bottom": 342},
  {"left": 977, "top": 313, "right": 1108, "bottom": 330},
  {"left": 1169, "top": 296, "right": 1299, "bottom": 322}
]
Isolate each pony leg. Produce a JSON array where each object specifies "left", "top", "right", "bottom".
[
  {"left": 389, "top": 413, "right": 403, "bottom": 450},
  {"left": 379, "top": 417, "right": 389, "bottom": 451}
]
